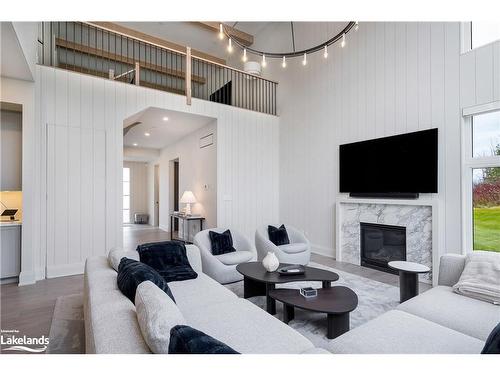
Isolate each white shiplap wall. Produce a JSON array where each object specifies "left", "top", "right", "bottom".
[
  {"left": 460, "top": 40, "right": 500, "bottom": 108},
  {"left": 36, "top": 65, "right": 279, "bottom": 278},
  {"left": 267, "top": 22, "right": 462, "bottom": 257}
]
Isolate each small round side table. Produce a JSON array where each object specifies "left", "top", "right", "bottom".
[{"left": 388, "top": 261, "right": 430, "bottom": 303}]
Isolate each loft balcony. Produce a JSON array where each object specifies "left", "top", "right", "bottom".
[{"left": 37, "top": 22, "right": 277, "bottom": 115}]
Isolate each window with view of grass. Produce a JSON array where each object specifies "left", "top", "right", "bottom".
[
  {"left": 123, "top": 167, "right": 131, "bottom": 224},
  {"left": 465, "top": 110, "right": 500, "bottom": 252},
  {"left": 473, "top": 167, "right": 500, "bottom": 252}
]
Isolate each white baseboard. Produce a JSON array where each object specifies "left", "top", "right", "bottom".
[
  {"left": 46, "top": 262, "right": 85, "bottom": 279},
  {"left": 310, "top": 244, "right": 336, "bottom": 259},
  {"left": 18, "top": 269, "right": 36, "bottom": 285},
  {"left": 159, "top": 225, "right": 169, "bottom": 232}
]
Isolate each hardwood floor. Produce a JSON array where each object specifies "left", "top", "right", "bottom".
[
  {"left": 1, "top": 275, "right": 84, "bottom": 340},
  {"left": 123, "top": 224, "right": 172, "bottom": 251},
  {"left": 1, "top": 224, "right": 430, "bottom": 351}
]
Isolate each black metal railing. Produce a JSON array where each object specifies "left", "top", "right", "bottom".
[
  {"left": 191, "top": 56, "right": 277, "bottom": 115},
  {"left": 37, "top": 22, "right": 277, "bottom": 115}
]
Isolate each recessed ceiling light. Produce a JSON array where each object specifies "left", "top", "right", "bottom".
[
  {"left": 133, "top": 143, "right": 138, "bottom": 146},
  {"left": 144, "top": 132, "right": 150, "bottom": 137},
  {"left": 163, "top": 116, "right": 169, "bottom": 121}
]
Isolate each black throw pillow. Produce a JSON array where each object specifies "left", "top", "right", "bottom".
[
  {"left": 137, "top": 241, "right": 197, "bottom": 283},
  {"left": 482, "top": 322, "right": 500, "bottom": 354},
  {"left": 168, "top": 325, "right": 239, "bottom": 354},
  {"left": 268, "top": 224, "right": 290, "bottom": 246},
  {"left": 117, "top": 258, "right": 175, "bottom": 303},
  {"left": 209, "top": 230, "right": 237, "bottom": 255}
]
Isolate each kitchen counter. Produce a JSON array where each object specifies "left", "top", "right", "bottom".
[{"left": 0, "top": 220, "right": 22, "bottom": 227}]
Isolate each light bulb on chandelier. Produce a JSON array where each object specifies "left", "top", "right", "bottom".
[
  {"left": 302, "top": 53, "right": 307, "bottom": 66},
  {"left": 324, "top": 45, "right": 328, "bottom": 58},
  {"left": 341, "top": 33, "right": 346, "bottom": 48},
  {"left": 355, "top": 21, "right": 359, "bottom": 31},
  {"left": 261, "top": 54, "right": 267, "bottom": 68},
  {"left": 282, "top": 56, "right": 286, "bottom": 68},
  {"left": 218, "top": 24, "right": 224, "bottom": 40},
  {"left": 227, "top": 38, "right": 233, "bottom": 53},
  {"left": 242, "top": 48, "right": 247, "bottom": 62}
]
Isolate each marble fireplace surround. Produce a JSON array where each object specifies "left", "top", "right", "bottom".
[{"left": 335, "top": 197, "right": 439, "bottom": 284}]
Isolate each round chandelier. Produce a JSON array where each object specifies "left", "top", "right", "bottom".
[{"left": 218, "top": 21, "right": 359, "bottom": 68}]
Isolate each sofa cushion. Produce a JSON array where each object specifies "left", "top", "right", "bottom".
[
  {"left": 209, "top": 230, "right": 237, "bottom": 255},
  {"left": 137, "top": 241, "right": 198, "bottom": 283},
  {"left": 168, "top": 273, "right": 238, "bottom": 311},
  {"left": 482, "top": 322, "right": 500, "bottom": 354},
  {"left": 182, "top": 299, "right": 314, "bottom": 354},
  {"left": 135, "top": 281, "right": 186, "bottom": 353},
  {"left": 268, "top": 224, "right": 290, "bottom": 246},
  {"left": 328, "top": 310, "right": 485, "bottom": 354},
  {"left": 117, "top": 258, "right": 175, "bottom": 303},
  {"left": 215, "top": 250, "right": 254, "bottom": 265},
  {"left": 84, "top": 256, "right": 151, "bottom": 354},
  {"left": 168, "top": 325, "right": 239, "bottom": 354},
  {"left": 108, "top": 248, "right": 139, "bottom": 271},
  {"left": 397, "top": 285, "right": 500, "bottom": 341},
  {"left": 279, "top": 243, "right": 308, "bottom": 254}
]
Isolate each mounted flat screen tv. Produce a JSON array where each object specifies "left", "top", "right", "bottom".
[{"left": 339, "top": 128, "right": 438, "bottom": 198}]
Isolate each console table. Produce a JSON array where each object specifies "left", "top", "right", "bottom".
[{"left": 169, "top": 213, "right": 204, "bottom": 244}]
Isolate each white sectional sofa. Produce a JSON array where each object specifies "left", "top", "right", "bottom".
[
  {"left": 329, "top": 254, "right": 499, "bottom": 354},
  {"left": 85, "top": 247, "right": 498, "bottom": 354},
  {"left": 84, "top": 245, "right": 326, "bottom": 354}
]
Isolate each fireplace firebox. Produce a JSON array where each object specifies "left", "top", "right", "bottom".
[{"left": 360, "top": 222, "right": 406, "bottom": 274}]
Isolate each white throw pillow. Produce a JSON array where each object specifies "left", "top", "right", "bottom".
[
  {"left": 108, "top": 248, "right": 139, "bottom": 271},
  {"left": 135, "top": 281, "right": 186, "bottom": 353}
]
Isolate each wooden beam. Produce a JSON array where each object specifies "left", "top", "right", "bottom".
[
  {"left": 193, "top": 22, "right": 254, "bottom": 46},
  {"left": 55, "top": 38, "right": 206, "bottom": 84},
  {"left": 87, "top": 22, "right": 226, "bottom": 65}
]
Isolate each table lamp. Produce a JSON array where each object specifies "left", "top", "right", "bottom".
[{"left": 180, "top": 191, "right": 197, "bottom": 216}]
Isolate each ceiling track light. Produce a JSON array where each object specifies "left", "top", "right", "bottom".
[
  {"left": 227, "top": 38, "right": 233, "bottom": 53},
  {"left": 218, "top": 23, "right": 224, "bottom": 40},
  {"left": 144, "top": 132, "right": 150, "bottom": 137},
  {"left": 341, "top": 33, "right": 346, "bottom": 48},
  {"left": 282, "top": 56, "right": 286, "bottom": 68},
  {"left": 302, "top": 53, "right": 307, "bottom": 66},
  {"left": 324, "top": 45, "right": 328, "bottom": 58},
  {"left": 242, "top": 48, "right": 247, "bottom": 62},
  {"left": 262, "top": 54, "right": 267, "bottom": 68}
]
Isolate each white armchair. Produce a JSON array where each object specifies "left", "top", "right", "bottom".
[
  {"left": 193, "top": 228, "right": 257, "bottom": 284},
  {"left": 255, "top": 225, "right": 311, "bottom": 265}
]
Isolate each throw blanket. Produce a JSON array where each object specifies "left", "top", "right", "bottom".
[{"left": 453, "top": 251, "right": 500, "bottom": 305}]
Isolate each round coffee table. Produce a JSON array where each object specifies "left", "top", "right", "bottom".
[
  {"left": 388, "top": 261, "right": 430, "bottom": 303},
  {"left": 269, "top": 287, "right": 358, "bottom": 339},
  {"left": 236, "top": 262, "right": 339, "bottom": 315}
]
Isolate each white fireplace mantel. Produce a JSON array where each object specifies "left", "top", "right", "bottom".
[{"left": 335, "top": 196, "right": 439, "bottom": 285}]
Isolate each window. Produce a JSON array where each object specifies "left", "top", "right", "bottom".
[
  {"left": 472, "top": 111, "right": 500, "bottom": 158},
  {"left": 471, "top": 22, "right": 500, "bottom": 49},
  {"left": 472, "top": 167, "right": 500, "bottom": 251},
  {"left": 123, "top": 167, "right": 131, "bottom": 224},
  {"left": 463, "top": 109, "right": 500, "bottom": 253}
]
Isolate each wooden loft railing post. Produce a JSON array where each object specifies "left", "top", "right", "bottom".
[
  {"left": 134, "top": 62, "right": 140, "bottom": 85},
  {"left": 186, "top": 46, "right": 192, "bottom": 105}
]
